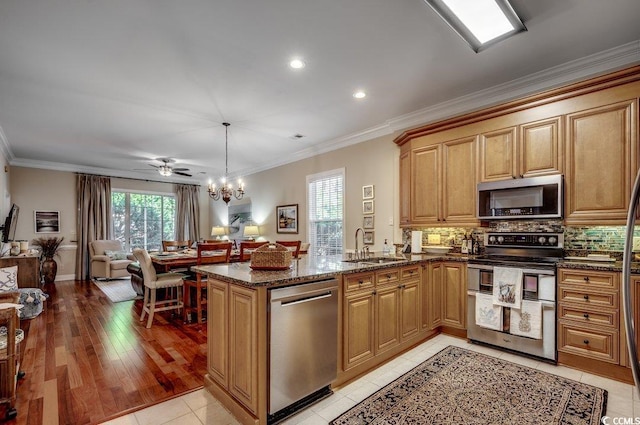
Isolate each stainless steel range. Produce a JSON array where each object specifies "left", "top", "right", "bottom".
[{"left": 467, "top": 232, "right": 563, "bottom": 362}]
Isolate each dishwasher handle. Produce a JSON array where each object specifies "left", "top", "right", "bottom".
[{"left": 280, "top": 291, "right": 334, "bottom": 307}]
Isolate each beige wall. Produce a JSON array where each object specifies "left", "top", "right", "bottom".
[
  {"left": 209, "top": 133, "right": 402, "bottom": 251},
  {"left": 6, "top": 132, "right": 400, "bottom": 279},
  {"left": 8, "top": 168, "right": 210, "bottom": 280}
]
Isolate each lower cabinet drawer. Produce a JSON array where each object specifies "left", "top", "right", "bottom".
[
  {"left": 344, "top": 272, "right": 374, "bottom": 292},
  {"left": 558, "top": 304, "right": 618, "bottom": 328},
  {"left": 558, "top": 287, "right": 618, "bottom": 309},
  {"left": 558, "top": 322, "right": 619, "bottom": 363}
]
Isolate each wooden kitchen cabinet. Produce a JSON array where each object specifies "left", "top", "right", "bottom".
[
  {"left": 565, "top": 99, "right": 637, "bottom": 225},
  {"left": 440, "top": 262, "right": 466, "bottom": 329},
  {"left": 343, "top": 265, "right": 421, "bottom": 370},
  {"left": 479, "top": 118, "right": 562, "bottom": 182},
  {"left": 424, "top": 262, "right": 443, "bottom": 330},
  {"left": 208, "top": 279, "right": 228, "bottom": 388},
  {"left": 407, "top": 136, "right": 477, "bottom": 226},
  {"left": 207, "top": 280, "right": 262, "bottom": 416},
  {"left": 344, "top": 288, "right": 376, "bottom": 369},
  {"left": 399, "top": 150, "right": 411, "bottom": 226},
  {"left": 558, "top": 268, "right": 621, "bottom": 365}
]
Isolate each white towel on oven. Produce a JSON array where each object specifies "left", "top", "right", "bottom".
[
  {"left": 475, "top": 293, "right": 502, "bottom": 331},
  {"left": 492, "top": 267, "right": 523, "bottom": 309},
  {"left": 509, "top": 300, "right": 542, "bottom": 339}
]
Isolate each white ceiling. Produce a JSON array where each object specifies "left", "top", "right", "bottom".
[{"left": 0, "top": 0, "right": 639, "bottom": 184}]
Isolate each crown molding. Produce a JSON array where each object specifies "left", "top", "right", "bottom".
[
  {"left": 11, "top": 40, "right": 640, "bottom": 180},
  {"left": 386, "top": 40, "right": 640, "bottom": 133},
  {"left": 9, "top": 158, "right": 198, "bottom": 184}
]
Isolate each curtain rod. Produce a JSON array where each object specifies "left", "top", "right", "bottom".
[{"left": 75, "top": 172, "right": 201, "bottom": 187}]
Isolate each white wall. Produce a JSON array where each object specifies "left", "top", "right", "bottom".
[{"left": 208, "top": 133, "right": 402, "bottom": 251}]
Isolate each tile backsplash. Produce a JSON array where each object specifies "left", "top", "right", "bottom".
[{"left": 403, "top": 221, "right": 640, "bottom": 253}]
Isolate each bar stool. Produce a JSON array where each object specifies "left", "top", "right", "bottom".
[{"left": 183, "top": 242, "right": 232, "bottom": 323}]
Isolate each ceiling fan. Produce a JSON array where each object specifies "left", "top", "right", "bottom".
[{"left": 140, "top": 158, "right": 192, "bottom": 177}]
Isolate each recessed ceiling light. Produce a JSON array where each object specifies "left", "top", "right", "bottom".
[
  {"left": 353, "top": 91, "right": 366, "bottom": 99},
  {"left": 289, "top": 58, "right": 306, "bottom": 69}
]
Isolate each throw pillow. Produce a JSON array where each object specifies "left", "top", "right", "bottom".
[
  {"left": 104, "top": 250, "right": 127, "bottom": 260},
  {"left": 0, "top": 266, "right": 18, "bottom": 292}
]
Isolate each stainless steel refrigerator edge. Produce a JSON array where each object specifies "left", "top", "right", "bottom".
[
  {"left": 268, "top": 279, "right": 338, "bottom": 418},
  {"left": 622, "top": 169, "right": 640, "bottom": 398}
]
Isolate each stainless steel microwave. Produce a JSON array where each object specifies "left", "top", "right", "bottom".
[{"left": 477, "top": 174, "right": 563, "bottom": 220}]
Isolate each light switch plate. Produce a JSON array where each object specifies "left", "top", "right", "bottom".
[{"left": 428, "top": 234, "right": 441, "bottom": 245}]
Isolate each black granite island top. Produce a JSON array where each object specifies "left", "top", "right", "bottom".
[{"left": 192, "top": 252, "right": 468, "bottom": 288}]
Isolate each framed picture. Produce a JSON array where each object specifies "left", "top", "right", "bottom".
[
  {"left": 276, "top": 204, "right": 298, "bottom": 234},
  {"left": 362, "top": 200, "right": 374, "bottom": 214},
  {"left": 362, "top": 185, "right": 374, "bottom": 199},
  {"left": 363, "top": 231, "right": 374, "bottom": 245},
  {"left": 363, "top": 216, "right": 374, "bottom": 229},
  {"left": 34, "top": 210, "right": 60, "bottom": 233}
]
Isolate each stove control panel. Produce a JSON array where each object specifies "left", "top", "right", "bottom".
[{"left": 484, "top": 232, "right": 563, "bottom": 248}]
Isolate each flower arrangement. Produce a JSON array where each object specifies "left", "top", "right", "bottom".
[{"left": 31, "top": 236, "right": 64, "bottom": 260}]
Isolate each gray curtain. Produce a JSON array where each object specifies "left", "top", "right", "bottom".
[
  {"left": 175, "top": 184, "right": 200, "bottom": 243},
  {"left": 75, "top": 174, "right": 111, "bottom": 280}
]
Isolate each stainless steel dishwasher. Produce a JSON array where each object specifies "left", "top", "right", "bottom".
[{"left": 268, "top": 278, "right": 338, "bottom": 423}]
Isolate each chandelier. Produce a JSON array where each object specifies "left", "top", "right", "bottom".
[{"left": 207, "top": 122, "right": 245, "bottom": 204}]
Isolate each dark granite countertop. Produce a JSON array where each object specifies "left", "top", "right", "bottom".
[
  {"left": 192, "top": 251, "right": 640, "bottom": 288},
  {"left": 193, "top": 252, "right": 471, "bottom": 288}
]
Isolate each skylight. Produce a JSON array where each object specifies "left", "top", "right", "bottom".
[{"left": 424, "top": 0, "right": 526, "bottom": 52}]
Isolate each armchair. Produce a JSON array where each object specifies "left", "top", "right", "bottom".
[{"left": 89, "top": 240, "right": 133, "bottom": 280}]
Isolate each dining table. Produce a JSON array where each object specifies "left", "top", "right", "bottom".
[{"left": 150, "top": 249, "right": 242, "bottom": 272}]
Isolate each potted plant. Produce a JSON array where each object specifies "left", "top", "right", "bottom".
[{"left": 31, "top": 236, "right": 64, "bottom": 284}]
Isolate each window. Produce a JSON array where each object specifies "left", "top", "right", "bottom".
[
  {"left": 112, "top": 191, "right": 176, "bottom": 252},
  {"left": 307, "top": 169, "right": 344, "bottom": 256}
]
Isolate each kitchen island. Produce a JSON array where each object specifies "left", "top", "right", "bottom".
[{"left": 192, "top": 253, "right": 453, "bottom": 425}]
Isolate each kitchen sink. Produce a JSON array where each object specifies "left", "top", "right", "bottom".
[{"left": 343, "top": 256, "right": 408, "bottom": 265}]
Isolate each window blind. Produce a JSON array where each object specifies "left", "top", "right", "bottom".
[{"left": 307, "top": 169, "right": 344, "bottom": 256}]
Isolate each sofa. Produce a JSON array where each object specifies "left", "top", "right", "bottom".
[{"left": 89, "top": 240, "right": 133, "bottom": 280}]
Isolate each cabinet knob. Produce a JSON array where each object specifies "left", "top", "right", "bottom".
[
  {"left": 583, "top": 339, "right": 590, "bottom": 345},
  {"left": 583, "top": 313, "right": 589, "bottom": 319},
  {"left": 583, "top": 276, "right": 590, "bottom": 282},
  {"left": 583, "top": 294, "right": 589, "bottom": 300},
  {"left": 372, "top": 291, "right": 377, "bottom": 295},
  {"left": 386, "top": 274, "right": 391, "bottom": 279},
  {"left": 358, "top": 280, "right": 363, "bottom": 285},
  {"left": 398, "top": 285, "right": 402, "bottom": 289}
]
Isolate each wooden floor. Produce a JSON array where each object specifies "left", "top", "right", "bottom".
[{"left": 6, "top": 279, "right": 208, "bottom": 425}]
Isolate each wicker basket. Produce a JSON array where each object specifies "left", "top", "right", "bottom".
[{"left": 250, "top": 243, "right": 292, "bottom": 270}]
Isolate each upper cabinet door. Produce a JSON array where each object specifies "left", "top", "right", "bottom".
[
  {"left": 479, "top": 127, "right": 517, "bottom": 181},
  {"left": 565, "top": 100, "right": 637, "bottom": 224},
  {"left": 519, "top": 117, "right": 563, "bottom": 178},
  {"left": 479, "top": 120, "right": 563, "bottom": 182},
  {"left": 442, "top": 136, "right": 478, "bottom": 224},
  {"left": 399, "top": 150, "right": 411, "bottom": 226},
  {"left": 411, "top": 145, "right": 440, "bottom": 224}
]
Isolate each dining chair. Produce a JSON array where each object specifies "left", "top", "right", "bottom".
[
  {"left": 183, "top": 242, "right": 232, "bottom": 323},
  {"left": 275, "top": 240, "right": 302, "bottom": 258},
  {"left": 133, "top": 248, "right": 185, "bottom": 328},
  {"left": 239, "top": 241, "right": 269, "bottom": 262},
  {"left": 162, "top": 240, "right": 192, "bottom": 252}
]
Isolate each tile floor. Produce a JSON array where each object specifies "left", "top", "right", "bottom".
[{"left": 100, "top": 334, "right": 640, "bottom": 425}]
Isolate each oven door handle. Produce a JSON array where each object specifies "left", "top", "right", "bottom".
[{"left": 467, "top": 291, "right": 555, "bottom": 309}]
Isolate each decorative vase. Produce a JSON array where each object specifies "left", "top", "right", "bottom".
[{"left": 41, "top": 257, "right": 58, "bottom": 284}]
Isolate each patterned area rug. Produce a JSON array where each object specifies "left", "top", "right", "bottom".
[
  {"left": 93, "top": 278, "right": 141, "bottom": 303},
  {"left": 331, "top": 346, "right": 607, "bottom": 425}
]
